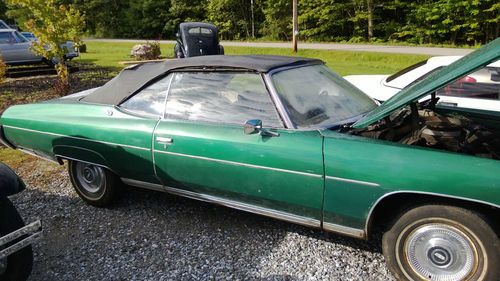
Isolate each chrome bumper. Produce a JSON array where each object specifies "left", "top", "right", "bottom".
[{"left": 0, "top": 220, "right": 42, "bottom": 259}]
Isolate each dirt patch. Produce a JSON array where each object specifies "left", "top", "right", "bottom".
[{"left": 0, "top": 63, "right": 116, "bottom": 114}]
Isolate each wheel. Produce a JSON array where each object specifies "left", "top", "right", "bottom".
[
  {"left": 174, "top": 43, "right": 184, "bottom": 58},
  {"left": 68, "top": 160, "right": 121, "bottom": 207},
  {"left": 382, "top": 205, "right": 499, "bottom": 281},
  {"left": 0, "top": 197, "right": 33, "bottom": 281}
]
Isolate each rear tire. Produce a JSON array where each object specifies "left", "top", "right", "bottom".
[
  {"left": 382, "top": 205, "right": 499, "bottom": 281},
  {"left": 0, "top": 197, "right": 33, "bottom": 281},
  {"left": 174, "top": 44, "right": 184, "bottom": 58},
  {"left": 68, "top": 160, "right": 121, "bottom": 207}
]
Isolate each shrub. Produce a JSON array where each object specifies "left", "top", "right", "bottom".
[
  {"left": 130, "top": 41, "right": 161, "bottom": 60},
  {"left": 0, "top": 56, "right": 6, "bottom": 84}
]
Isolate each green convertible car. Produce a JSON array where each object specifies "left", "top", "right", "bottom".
[{"left": 1, "top": 39, "right": 499, "bottom": 280}]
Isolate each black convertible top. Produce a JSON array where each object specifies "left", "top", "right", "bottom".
[{"left": 82, "top": 55, "right": 323, "bottom": 105}]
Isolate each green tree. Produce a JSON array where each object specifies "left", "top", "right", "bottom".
[
  {"left": 0, "top": 1, "right": 7, "bottom": 19},
  {"left": 166, "top": 0, "right": 206, "bottom": 37},
  {"left": 7, "top": 0, "right": 84, "bottom": 94},
  {"left": 124, "top": 0, "right": 171, "bottom": 38},
  {"left": 207, "top": 0, "right": 255, "bottom": 39},
  {"left": 261, "top": 0, "right": 291, "bottom": 40},
  {"left": 299, "top": 0, "right": 352, "bottom": 41}
]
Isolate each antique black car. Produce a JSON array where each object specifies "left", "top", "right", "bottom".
[
  {"left": 174, "top": 22, "right": 224, "bottom": 58},
  {"left": 0, "top": 162, "right": 41, "bottom": 281}
]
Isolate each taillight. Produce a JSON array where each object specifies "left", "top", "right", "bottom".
[{"left": 458, "top": 76, "right": 477, "bottom": 83}]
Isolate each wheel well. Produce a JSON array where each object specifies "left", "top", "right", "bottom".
[{"left": 367, "top": 193, "right": 500, "bottom": 239}]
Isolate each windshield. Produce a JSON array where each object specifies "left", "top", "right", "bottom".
[{"left": 271, "top": 65, "right": 377, "bottom": 128}]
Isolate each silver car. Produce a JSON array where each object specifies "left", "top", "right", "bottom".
[
  {"left": 0, "top": 29, "right": 79, "bottom": 65},
  {"left": 0, "top": 20, "right": 9, "bottom": 29}
]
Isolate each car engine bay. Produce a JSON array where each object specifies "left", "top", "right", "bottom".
[{"left": 345, "top": 96, "right": 500, "bottom": 160}]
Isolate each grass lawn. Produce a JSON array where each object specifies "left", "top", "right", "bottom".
[{"left": 78, "top": 41, "right": 430, "bottom": 76}]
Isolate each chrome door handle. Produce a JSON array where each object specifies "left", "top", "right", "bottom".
[{"left": 156, "top": 136, "right": 173, "bottom": 144}]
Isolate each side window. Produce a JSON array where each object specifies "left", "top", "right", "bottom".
[
  {"left": 120, "top": 74, "right": 172, "bottom": 117},
  {"left": 12, "top": 32, "right": 28, "bottom": 43},
  {"left": 165, "top": 72, "right": 283, "bottom": 128},
  {"left": 0, "top": 32, "right": 12, "bottom": 44},
  {"left": 436, "top": 66, "right": 500, "bottom": 100}
]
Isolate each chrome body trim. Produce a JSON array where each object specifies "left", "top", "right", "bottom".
[
  {"left": 55, "top": 154, "right": 116, "bottom": 173},
  {"left": 122, "top": 178, "right": 164, "bottom": 192},
  {"left": 18, "top": 147, "right": 59, "bottom": 164},
  {"left": 325, "top": 176, "right": 380, "bottom": 187},
  {"left": 151, "top": 119, "right": 162, "bottom": 181},
  {"left": 160, "top": 73, "right": 175, "bottom": 119},
  {"left": 259, "top": 74, "right": 288, "bottom": 129},
  {"left": 121, "top": 178, "right": 321, "bottom": 228},
  {"left": 364, "top": 190, "right": 500, "bottom": 235},
  {"left": 263, "top": 73, "right": 294, "bottom": 129},
  {"left": 322, "top": 222, "right": 365, "bottom": 239},
  {"left": 154, "top": 150, "right": 323, "bottom": 178},
  {"left": 260, "top": 74, "right": 293, "bottom": 129},
  {"left": 3, "top": 125, "right": 150, "bottom": 151}
]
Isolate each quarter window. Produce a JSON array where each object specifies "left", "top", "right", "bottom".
[
  {"left": 165, "top": 72, "right": 283, "bottom": 128},
  {"left": 120, "top": 74, "right": 172, "bottom": 117}
]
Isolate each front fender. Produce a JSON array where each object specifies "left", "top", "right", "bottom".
[{"left": 0, "top": 162, "right": 26, "bottom": 197}]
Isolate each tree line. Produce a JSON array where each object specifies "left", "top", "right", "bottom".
[{"left": 1, "top": 0, "right": 499, "bottom": 45}]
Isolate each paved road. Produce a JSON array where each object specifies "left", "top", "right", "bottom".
[{"left": 86, "top": 38, "right": 473, "bottom": 56}]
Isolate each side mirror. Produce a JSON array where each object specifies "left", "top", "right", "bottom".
[
  {"left": 244, "top": 119, "right": 262, "bottom": 135},
  {"left": 243, "top": 119, "right": 279, "bottom": 137}
]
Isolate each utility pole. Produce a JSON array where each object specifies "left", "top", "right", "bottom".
[
  {"left": 292, "top": 0, "right": 298, "bottom": 53},
  {"left": 251, "top": 0, "right": 255, "bottom": 39}
]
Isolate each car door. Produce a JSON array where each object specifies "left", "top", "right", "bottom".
[
  {"left": 10, "top": 31, "right": 40, "bottom": 62},
  {"left": 0, "top": 31, "right": 17, "bottom": 62},
  {"left": 152, "top": 71, "right": 324, "bottom": 223},
  {"left": 0, "top": 31, "right": 39, "bottom": 63}
]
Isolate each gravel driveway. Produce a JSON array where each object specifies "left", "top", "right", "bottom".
[{"left": 9, "top": 156, "right": 394, "bottom": 281}]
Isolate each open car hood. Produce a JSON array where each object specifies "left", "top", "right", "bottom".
[{"left": 353, "top": 38, "right": 500, "bottom": 128}]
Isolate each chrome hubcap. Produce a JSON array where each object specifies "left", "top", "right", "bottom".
[
  {"left": 405, "top": 224, "right": 477, "bottom": 281},
  {"left": 75, "top": 162, "right": 105, "bottom": 194}
]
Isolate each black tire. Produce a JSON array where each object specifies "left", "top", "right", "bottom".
[
  {"left": 174, "top": 43, "right": 184, "bottom": 58},
  {"left": 68, "top": 160, "right": 121, "bottom": 207},
  {"left": 0, "top": 197, "right": 33, "bottom": 281},
  {"left": 382, "top": 204, "right": 499, "bottom": 281}
]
